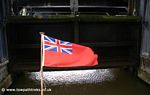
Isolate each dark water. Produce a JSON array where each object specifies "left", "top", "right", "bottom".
[{"left": 4, "top": 69, "right": 150, "bottom": 95}]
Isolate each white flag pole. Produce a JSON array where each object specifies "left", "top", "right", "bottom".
[{"left": 40, "top": 32, "right": 45, "bottom": 95}]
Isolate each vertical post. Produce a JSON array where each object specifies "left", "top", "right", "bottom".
[
  {"left": 132, "top": 0, "right": 137, "bottom": 16},
  {"left": 40, "top": 32, "right": 45, "bottom": 95},
  {"left": 128, "top": 0, "right": 134, "bottom": 15},
  {"left": 70, "top": 0, "right": 78, "bottom": 15},
  {"left": 74, "top": 16, "right": 79, "bottom": 43}
]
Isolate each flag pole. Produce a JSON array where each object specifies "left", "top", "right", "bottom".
[{"left": 40, "top": 32, "right": 45, "bottom": 95}]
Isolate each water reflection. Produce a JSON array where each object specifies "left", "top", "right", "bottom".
[
  {"left": 5, "top": 69, "right": 150, "bottom": 95},
  {"left": 28, "top": 69, "right": 114, "bottom": 85}
]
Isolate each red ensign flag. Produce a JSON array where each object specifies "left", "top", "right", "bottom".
[{"left": 41, "top": 34, "right": 98, "bottom": 67}]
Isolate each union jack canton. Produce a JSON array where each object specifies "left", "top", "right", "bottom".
[{"left": 43, "top": 35, "right": 72, "bottom": 55}]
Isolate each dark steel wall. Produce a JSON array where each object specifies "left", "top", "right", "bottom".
[
  {"left": 6, "top": 16, "right": 141, "bottom": 71},
  {"left": 5, "top": 0, "right": 141, "bottom": 71}
]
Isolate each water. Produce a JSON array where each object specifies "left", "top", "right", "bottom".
[{"left": 4, "top": 69, "right": 150, "bottom": 95}]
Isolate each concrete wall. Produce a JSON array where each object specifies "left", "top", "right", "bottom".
[
  {"left": 0, "top": 0, "right": 12, "bottom": 94},
  {"left": 0, "top": 61, "right": 12, "bottom": 95},
  {"left": 138, "top": 0, "right": 150, "bottom": 84}
]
